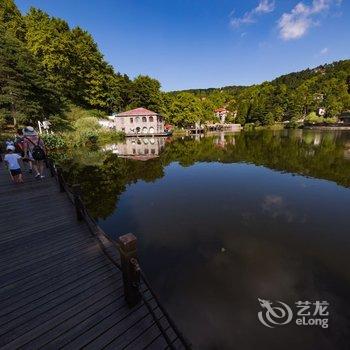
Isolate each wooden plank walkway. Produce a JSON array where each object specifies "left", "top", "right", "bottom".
[{"left": 0, "top": 161, "right": 187, "bottom": 349}]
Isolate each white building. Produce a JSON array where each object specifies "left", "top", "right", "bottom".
[
  {"left": 317, "top": 108, "right": 326, "bottom": 117},
  {"left": 114, "top": 107, "right": 165, "bottom": 136},
  {"left": 214, "top": 108, "right": 229, "bottom": 124}
]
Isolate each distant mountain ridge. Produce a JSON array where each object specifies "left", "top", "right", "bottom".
[{"left": 172, "top": 59, "right": 350, "bottom": 94}]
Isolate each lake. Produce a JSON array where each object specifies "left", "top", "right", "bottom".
[{"left": 63, "top": 130, "right": 350, "bottom": 349}]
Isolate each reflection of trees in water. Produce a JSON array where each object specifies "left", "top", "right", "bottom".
[
  {"left": 62, "top": 131, "right": 350, "bottom": 219},
  {"left": 62, "top": 154, "right": 165, "bottom": 219}
]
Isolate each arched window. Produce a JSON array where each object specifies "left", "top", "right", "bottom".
[
  {"left": 142, "top": 127, "right": 148, "bottom": 134},
  {"left": 136, "top": 127, "right": 141, "bottom": 134},
  {"left": 136, "top": 117, "right": 140, "bottom": 123},
  {"left": 142, "top": 117, "right": 147, "bottom": 122},
  {"left": 149, "top": 116, "right": 154, "bottom": 122},
  {"left": 149, "top": 127, "right": 155, "bottom": 134}
]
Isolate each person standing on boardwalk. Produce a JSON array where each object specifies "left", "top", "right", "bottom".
[
  {"left": 4, "top": 145, "right": 23, "bottom": 183},
  {"left": 22, "top": 126, "right": 46, "bottom": 179},
  {"left": 14, "top": 129, "right": 25, "bottom": 156},
  {"left": 14, "top": 128, "right": 33, "bottom": 173}
]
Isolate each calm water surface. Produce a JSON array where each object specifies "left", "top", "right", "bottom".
[{"left": 65, "top": 130, "right": 350, "bottom": 349}]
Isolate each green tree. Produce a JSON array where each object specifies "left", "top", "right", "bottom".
[
  {"left": 0, "top": 25, "right": 61, "bottom": 126},
  {"left": 127, "top": 75, "right": 163, "bottom": 112},
  {"left": 165, "top": 92, "right": 206, "bottom": 126},
  {"left": 0, "top": 0, "right": 26, "bottom": 40}
]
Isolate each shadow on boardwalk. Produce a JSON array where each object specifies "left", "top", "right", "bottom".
[{"left": 0, "top": 162, "right": 187, "bottom": 349}]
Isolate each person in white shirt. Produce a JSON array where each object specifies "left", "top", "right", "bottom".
[{"left": 4, "top": 146, "right": 23, "bottom": 183}]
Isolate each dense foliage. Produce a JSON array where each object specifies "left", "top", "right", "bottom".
[
  {"left": 175, "top": 61, "right": 350, "bottom": 126},
  {"left": 0, "top": 0, "right": 157, "bottom": 127},
  {"left": 1, "top": 0, "right": 349, "bottom": 129}
]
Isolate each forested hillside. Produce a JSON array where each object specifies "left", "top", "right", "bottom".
[
  {"left": 175, "top": 60, "right": 350, "bottom": 126},
  {"left": 1, "top": 0, "right": 350, "bottom": 130},
  {"left": 0, "top": 0, "right": 161, "bottom": 129}
]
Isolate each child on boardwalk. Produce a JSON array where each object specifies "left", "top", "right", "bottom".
[{"left": 4, "top": 145, "right": 23, "bottom": 183}]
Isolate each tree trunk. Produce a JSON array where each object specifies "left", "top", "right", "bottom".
[{"left": 11, "top": 103, "right": 17, "bottom": 127}]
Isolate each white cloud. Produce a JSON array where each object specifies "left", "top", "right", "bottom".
[
  {"left": 230, "top": 0, "right": 275, "bottom": 28},
  {"left": 230, "top": 12, "right": 255, "bottom": 28},
  {"left": 255, "top": 0, "right": 276, "bottom": 13},
  {"left": 278, "top": 0, "right": 340, "bottom": 40},
  {"left": 314, "top": 47, "right": 329, "bottom": 57},
  {"left": 261, "top": 195, "right": 297, "bottom": 223}
]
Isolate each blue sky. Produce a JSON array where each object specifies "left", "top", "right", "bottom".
[{"left": 16, "top": 0, "right": 350, "bottom": 91}]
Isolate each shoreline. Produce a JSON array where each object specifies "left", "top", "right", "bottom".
[{"left": 303, "top": 126, "right": 350, "bottom": 131}]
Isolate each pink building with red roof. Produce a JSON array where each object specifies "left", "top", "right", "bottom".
[
  {"left": 114, "top": 107, "right": 165, "bottom": 136},
  {"left": 214, "top": 108, "right": 229, "bottom": 124}
]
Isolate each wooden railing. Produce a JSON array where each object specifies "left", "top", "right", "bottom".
[{"left": 46, "top": 158, "right": 191, "bottom": 349}]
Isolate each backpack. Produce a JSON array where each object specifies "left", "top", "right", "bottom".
[
  {"left": 14, "top": 137, "right": 24, "bottom": 156},
  {"left": 25, "top": 137, "right": 46, "bottom": 161}
]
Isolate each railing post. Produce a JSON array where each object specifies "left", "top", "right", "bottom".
[
  {"left": 72, "top": 184, "right": 84, "bottom": 221},
  {"left": 56, "top": 167, "right": 65, "bottom": 193},
  {"left": 47, "top": 158, "right": 56, "bottom": 177},
  {"left": 118, "top": 233, "right": 141, "bottom": 307}
]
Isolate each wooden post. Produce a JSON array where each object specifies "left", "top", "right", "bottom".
[
  {"left": 56, "top": 167, "right": 65, "bottom": 193},
  {"left": 72, "top": 184, "right": 83, "bottom": 221},
  {"left": 118, "top": 233, "right": 141, "bottom": 307},
  {"left": 47, "top": 158, "right": 55, "bottom": 177}
]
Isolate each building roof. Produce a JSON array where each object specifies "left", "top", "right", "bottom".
[
  {"left": 116, "top": 107, "right": 159, "bottom": 117},
  {"left": 214, "top": 108, "right": 228, "bottom": 113}
]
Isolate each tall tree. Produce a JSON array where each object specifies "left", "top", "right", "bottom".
[
  {"left": 127, "top": 75, "right": 163, "bottom": 112},
  {"left": 0, "top": 0, "right": 26, "bottom": 40},
  {"left": 164, "top": 92, "right": 207, "bottom": 126},
  {"left": 0, "top": 25, "right": 61, "bottom": 126}
]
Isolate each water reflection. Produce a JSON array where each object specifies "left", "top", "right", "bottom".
[
  {"left": 62, "top": 130, "right": 350, "bottom": 349},
  {"left": 103, "top": 137, "right": 168, "bottom": 160},
  {"left": 344, "top": 141, "right": 350, "bottom": 160}
]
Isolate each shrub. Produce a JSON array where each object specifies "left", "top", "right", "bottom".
[
  {"left": 324, "top": 117, "right": 338, "bottom": 124},
  {"left": 97, "top": 130, "right": 125, "bottom": 144},
  {"left": 243, "top": 123, "right": 255, "bottom": 131},
  {"left": 65, "top": 105, "right": 106, "bottom": 122},
  {"left": 261, "top": 112, "right": 274, "bottom": 126},
  {"left": 41, "top": 133, "right": 66, "bottom": 150},
  {"left": 80, "top": 130, "right": 99, "bottom": 145},
  {"left": 74, "top": 117, "right": 100, "bottom": 131},
  {"left": 305, "top": 112, "right": 324, "bottom": 124},
  {"left": 49, "top": 116, "right": 73, "bottom": 132},
  {"left": 286, "top": 119, "right": 299, "bottom": 129}
]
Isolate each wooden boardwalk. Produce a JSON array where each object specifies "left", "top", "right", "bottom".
[{"left": 0, "top": 161, "right": 188, "bottom": 349}]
